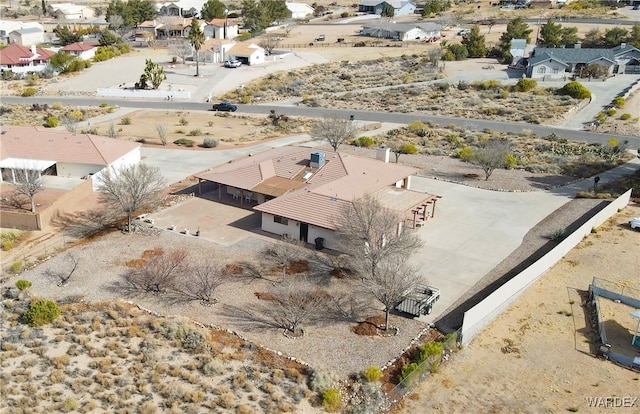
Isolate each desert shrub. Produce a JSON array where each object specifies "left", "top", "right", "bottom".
[
  {"left": 549, "top": 228, "right": 565, "bottom": 241},
  {"left": 606, "top": 108, "right": 616, "bottom": 117},
  {"left": 506, "top": 153, "right": 517, "bottom": 169},
  {"left": 187, "top": 129, "right": 202, "bottom": 136},
  {"left": 45, "top": 116, "right": 59, "bottom": 128},
  {"left": 238, "top": 32, "right": 252, "bottom": 41},
  {"left": 363, "top": 366, "right": 383, "bottom": 382},
  {"left": 613, "top": 96, "right": 625, "bottom": 108},
  {"left": 2, "top": 240, "right": 13, "bottom": 251},
  {"left": 355, "top": 136, "right": 375, "bottom": 148},
  {"left": 397, "top": 362, "right": 419, "bottom": 384},
  {"left": 21, "top": 87, "right": 37, "bottom": 97},
  {"left": 514, "top": 78, "right": 537, "bottom": 92},
  {"left": 179, "top": 117, "right": 189, "bottom": 126},
  {"left": 456, "top": 146, "right": 474, "bottom": 161},
  {"left": 99, "top": 102, "right": 108, "bottom": 107},
  {"left": 408, "top": 121, "right": 429, "bottom": 137},
  {"left": 322, "top": 388, "right": 342, "bottom": 412},
  {"left": 619, "top": 113, "right": 631, "bottom": 120},
  {"left": 11, "top": 260, "right": 24, "bottom": 273},
  {"left": 457, "top": 80, "right": 469, "bottom": 90},
  {"left": 309, "top": 369, "right": 338, "bottom": 392},
  {"left": 558, "top": 81, "right": 591, "bottom": 99},
  {"left": 120, "top": 116, "right": 131, "bottom": 125},
  {"left": 173, "top": 138, "right": 195, "bottom": 147},
  {"left": 202, "top": 138, "right": 218, "bottom": 148},
  {"left": 417, "top": 341, "right": 443, "bottom": 364},
  {"left": 23, "top": 299, "right": 61, "bottom": 326},
  {"left": 240, "top": 95, "right": 252, "bottom": 104},
  {"left": 15, "top": 280, "right": 32, "bottom": 290}
]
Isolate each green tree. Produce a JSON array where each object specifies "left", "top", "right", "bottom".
[
  {"left": 423, "top": 0, "right": 450, "bottom": 16},
  {"left": 539, "top": 19, "right": 562, "bottom": 47},
  {"left": 106, "top": 0, "right": 156, "bottom": 28},
  {"left": 581, "top": 28, "right": 603, "bottom": 48},
  {"left": 201, "top": 0, "right": 226, "bottom": 20},
  {"left": 461, "top": 25, "right": 487, "bottom": 58},
  {"left": 49, "top": 51, "right": 77, "bottom": 72},
  {"left": 445, "top": 43, "right": 468, "bottom": 61},
  {"left": 98, "top": 28, "right": 120, "bottom": 46},
  {"left": 627, "top": 24, "right": 640, "bottom": 48},
  {"left": 135, "top": 59, "right": 166, "bottom": 89},
  {"left": 602, "top": 27, "right": 628, "bottom": 48},
  {"left": 188, "top": 18, "right": 204, "bottom": 77},
  {"left": 381, "top": 3, "right": 394, "bottom": 17},
  {"left": 23, "top": 299, "right": 61, "bottom": 327},
  {"left": 561, "top": 26, "right": 579, "bottom": 47},
  {"left": 241, "top": 0, "right": 290, "bottom": 32},
  {"left": 53, "top": 25, "right": 82, "bottom": 45},
  {"left": 498, "top": 17, "right": 532, "bottom": 60}
]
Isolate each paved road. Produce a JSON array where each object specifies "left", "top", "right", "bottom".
[{"left": 4, "top": 96, "right": 639, "bottom": 148}]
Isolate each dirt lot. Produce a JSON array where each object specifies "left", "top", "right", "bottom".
[{"left": 402, "top": 204, "right": 640, "bottom": 413}]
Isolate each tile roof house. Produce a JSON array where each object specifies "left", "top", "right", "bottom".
[
  {"left": 0, "top": 126, "right": 141, "bottom": 191},
  {"left": 286, "top": 2, "right": 314, "bottom": 19},
  {"left": 204, "top": 18, "right": 239, "bottom": 40},
  {"left": 0, "top": 20, "right": 43, "bottom": 44},
  {"left": 195, "top": 146, "right": 439, "bottom": 250},
  {"left": 47, "top": 3, "right": 96, "bottom": 20},
  {"left": 138, "top": 18, "right": 207, "bottom": 39},
  {"left": 358, "top": 0, "right": 416, "bottom": 16},
  {"left": 526, "top": 43, "right": 640, "bottom": 79},
  {"left": 157, "top": 0, "right": 207, "bottom": 18},
  {"left": 0, "top": 44, "right": 55, "bottom": 74},
  {"left": 60, "top": 42, "right": 97, "bottom": 60},
  {"left": 360, "top": 21, "right": 441, "bottom": 41}
]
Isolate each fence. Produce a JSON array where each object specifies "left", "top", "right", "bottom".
[
  {"left": 1, "top": 234, "right": 72, "bottom": 282},
  {"left": 379, "top": 332, "right": 458, "bottom": 412},
  {"left": 459, "top": 189, "right": 632, "bottom": 346},
  {"left": 278, "top": 42, "right": 412, "bottom": 49}
]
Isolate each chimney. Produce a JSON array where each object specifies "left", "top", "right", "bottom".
[
  {"left": 376, "top": 147, "right": 390, "bottom": 163},
  {"left": 620, "top": 42, "right": 626, "bottom": 48}
]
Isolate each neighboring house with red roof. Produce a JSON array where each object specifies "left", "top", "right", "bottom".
[
  {"left": 60, "top": 42, "right": 97, "bottom": 60},
  {"left": 0, "top": 43, "right": 54, "bottom": 74},
  {"left": 204, "top": 18, "right": 239, "bottom": 40},
  {"left": 0, "top": 126, "right": 141, "bottom": 191},
  {"left": 195, "top": 146, "right": 439, "bottom": 250}
]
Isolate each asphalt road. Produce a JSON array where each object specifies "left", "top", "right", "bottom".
[{"left": 3, "top": 96, "right": 639, "bottom": 148}]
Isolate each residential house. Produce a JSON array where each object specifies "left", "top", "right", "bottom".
[
  {"left": 0, "top": 126, "right": 141, "bottom": 191},
  {"left": 0, "top": 20, "right": 43, "bottom": 45},
  {"left": 138, "top": 18, "right": 206, "bottom": 39},
  {"left": 8, "top": 27, "right": 45, "bottom": 47},
  {"left": 201, "top": 38, "right": 234, "bottom": 63},
  {"left": 0, "top": 44, "right": 54, "bottom": 74},
  {"left": 157, "top": 0, "right": 207, "bottom": 17},
  {"left": 60, "top": 42, "right": 97, "bottom": 60},
  {"left": 286, "top": 2, "right": 314, "bottom": 19},
  {"left": 360, "top": 21, "right": 441, "bottom": 41},
  {"left": 204, "top": 18, "right": 239, "bottom": 40},
  {"left": 526, "top": 43, "right": 640, "bottom": 79},
  {"left": 226, "top": 42, "right": 265, "bottom": 65},
  {"left": 358, "top": 0, "right": 417, "bottom": 16},
  {"left": 47, "top": 3, "right": 96, "bottom": 20},
  {"left": 195, "top": 146, "right": 439, "bottom": 250}
]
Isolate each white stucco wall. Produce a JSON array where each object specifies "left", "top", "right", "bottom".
[
  {"left": 306, "top": 225, "right": 338, "bottom": 250},
  {"left": 56, "top": 162, "right": 104, "bottom": 179},
  {"left": 89, "top": 146, "right": 141, "bottom": 190},
  {"left": 261, "top": 212, "right": 300, "bottom": 239}
]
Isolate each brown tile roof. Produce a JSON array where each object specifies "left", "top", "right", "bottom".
[
  {"left": 197, "top": 145, "right": 437, "bottom": 230},
  {"left": 60, "top": 42, "right": 95, "bottom": 52},
  {"left": 0, "top": 44, "right": 54, "bottom": 65},
  {"left": 207, "top": 18, "right": 238, "bottom": 27},
  {"left": 228, "top": 42, "right": 263, "bottom": 56},
  {"left": 0, "top": 126, "right": 140, "bottom": 166}
]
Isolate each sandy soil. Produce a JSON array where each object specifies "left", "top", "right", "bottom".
[{"left": 402, "top": 204, "right": 640, "bottom": 414}]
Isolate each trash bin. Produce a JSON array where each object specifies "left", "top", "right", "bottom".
[{"left": 314, "top": 237, "right": 324, "bottom": 250}]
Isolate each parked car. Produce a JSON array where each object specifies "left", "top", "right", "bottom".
[
  {"left": 224, "top": 60, "right": 241, "bottom": 68},
  {"left": 212, "top": 102, "right": 237, "bottom": 112},
  {"left": 457, "top": 29, "right": 471, "bottom": 36},
  {"left": 633, "top": 4, "right": 640, "bottom": 10},
  {"left": 315, "top": 34, "right": 325, "bottom": 42},
  {"left": 629, "top": 217, "right": 640, "bottom": 230}
]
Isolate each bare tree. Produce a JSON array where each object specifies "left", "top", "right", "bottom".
[
  {"left": 265, "top": 237, "right": 306, "bottom": 282},
  {"left": 311, "top": 114, "right": 356, "bottom": 151},
  {"left": 45, "top": 253, "right": 80, "bottom": 286},
  {"left": 12, "top": 167, "right": 44, "bottom": 213},
  {"left": 283, "top": 21, "right": 297, "bottom": 37},
  {"left": 259, "top": 280, "right": 329, "bottom": 336},
  {"left": 170, "top": 260, "right": 226, "bottom": 305},
  {"left": 268, "top": 109, "right": 289, "bottom": 127},
  {"left": 107, "top": 121, "right": 117, "bottom": 138},
  {"left": 259, "top": 35, "right": 280, "bottom": 55},
  {"left": 108, "top": 14, "right": 125, "bottom": 35},
  {"left": 95, "top": 163, "right": 166, "bottom": 233},
  {"left": 124, "top": 248, "right": 188, "bottom": 294},
  {"left": 470, "top": 139, "right": 513, "bottom": 180},
  {"left": 62, "top": 114, "right": 78, "bottom": 133},
  {"left": 335, "top": 196, "right": 423, "bottom": 331},
  {"left": 155, "top": 124, "right": 168, "bottom": 146},
  {"left": 168, "top": 40, "right": 192, "bottom": 64},
  {"left": 388, "top": 141, "right": 418, "bottom": 163},
  {"left": 363, "top": 255, "right": 421, "bottom": 330}
]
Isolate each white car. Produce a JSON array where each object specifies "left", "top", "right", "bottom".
[
  {"left": 630, "top": 217, "right": 640, "bottom": 230},
  {"left": 224, "top": 60, "right": 241, "bottom": 68}
]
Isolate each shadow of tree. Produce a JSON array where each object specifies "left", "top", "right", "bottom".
[{"left": 50, "top": 208, "right": 120, "bottom": 238}]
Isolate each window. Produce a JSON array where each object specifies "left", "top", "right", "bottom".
[
  {"left": 538, "top": 66, "right": 546, "bottom": 74},
  {"left": 274, "top": 216, "right": 288, "bottom": 225},
  {"left": 552, "top": 67, "right": 559, "bottom": 74}
]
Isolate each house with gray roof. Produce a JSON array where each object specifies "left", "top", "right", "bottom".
[
  {"left": 526, "top": 43, "right": 640, "bottom": 80},
  {"left": 358, "top": 0, "right": 416, "bottom": 16},
  {"left": 195, "top": 146, "right": 439, "bottom": 250},
  {"left": 8, "top": 26, "right": 44, "bottom": 46},
  {"left": 360, "top": 21, "right": 441, "bottom": 41}
]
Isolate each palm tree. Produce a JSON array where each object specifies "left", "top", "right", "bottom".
[{"left": 188, "top": 18, "right": 204, "bottom": 77}]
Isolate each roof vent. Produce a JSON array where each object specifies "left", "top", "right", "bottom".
[{"left": 303, "top": 171, "right": 313, "bottom": 181}]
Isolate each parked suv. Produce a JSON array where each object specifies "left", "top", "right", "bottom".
[
  {"left": 212, "top": 102, "right": 237, "bottom": 112},
  {"left": 224, "top": 59, "right": 242, "bottom": 68}
]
